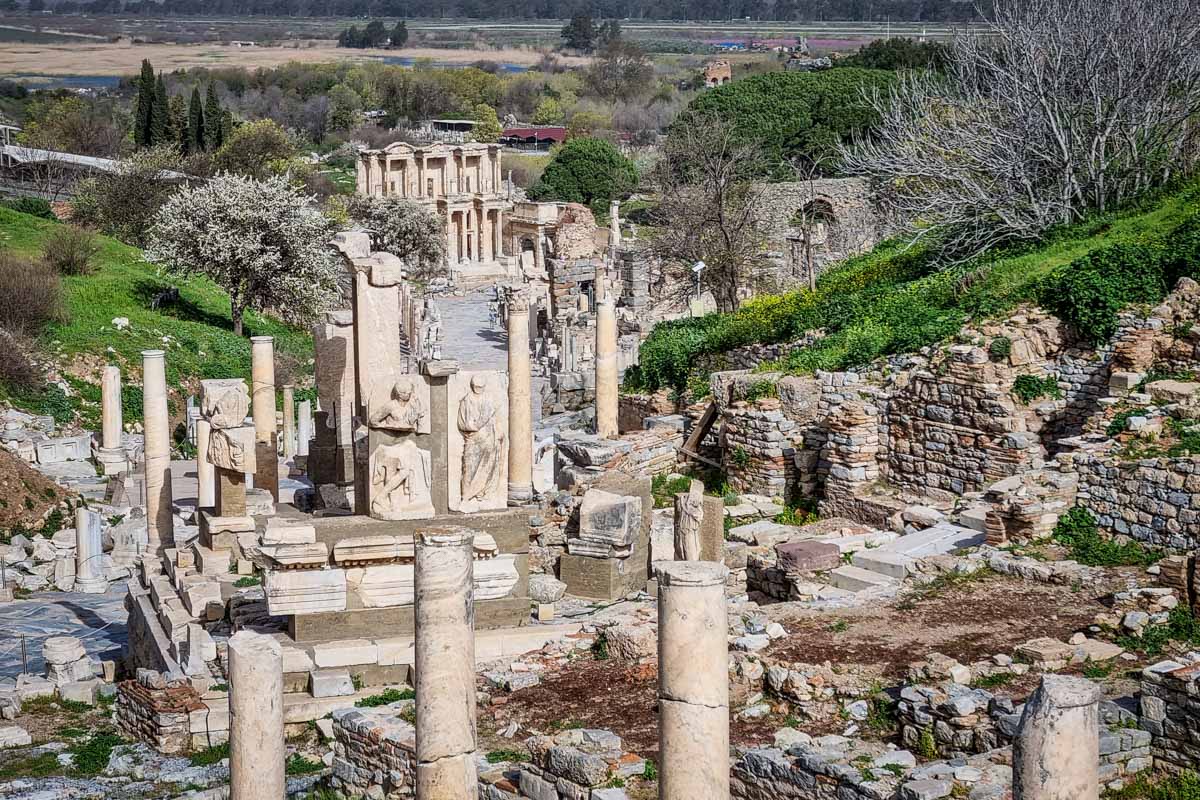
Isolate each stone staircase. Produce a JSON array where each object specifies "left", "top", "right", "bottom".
[{"left": 828, "top": 521, "right": 987, "bottom": 593}]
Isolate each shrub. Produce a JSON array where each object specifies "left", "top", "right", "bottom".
[
  {"left": 1011, "top": 374, "right": 1062, "bottom": 404},
  {"left": 1052, "top": 506, "right": 1160, "bottom": 567},
  {"left": 42, "top": 226, "right": 99, "bottom": 276},
  {"left": 3, "top": 197, "right": 55, "bottom": 219},
  {"left": 527, "top": 137, "right": 638, "bottom": 215},
  {"left": 0, "top": 333, "right": 41, "bottom": 393},
  {"left": 1039, "top": 243, "right": 1166, "bottom": 344},
  {"left": 0, "top": 251, "right": 66, "bottom": 335},
  {"left": 989, "top": 336, "right": 1012, "bottom": 361},
  {"left": 355, "top": 687, "right": 414, "bottom": 707}
]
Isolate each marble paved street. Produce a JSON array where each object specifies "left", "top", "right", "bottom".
[
  {"left": 436, "top": 288, "right": 508, "bottom": 370},
  {"left": 0, "top": 585, "right": 127, "bottom": 678}
]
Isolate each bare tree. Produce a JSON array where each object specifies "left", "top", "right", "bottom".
[
  {"left": 649, "top": 111, "right": 771, "bottom": 312},
  {"left": 842, "top": 0, "right": 1200, "bottom": 260}
]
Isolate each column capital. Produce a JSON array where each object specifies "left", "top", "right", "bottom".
[
  {"left": 250, "top": 335, "right": 274, "bottom": 345},
  {"left": 141, "top": 349, "right": 165, "bottom": 360}
]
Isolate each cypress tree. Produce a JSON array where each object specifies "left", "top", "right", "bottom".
[
  {"left": 392, "top": 20, "right": 408, "bottom": 48},
  {"left": 151, "top": 75, "right": 170, "bottom": 146},
  {"left": 188, "top": 87, "right": 206, "bottom": 153},
  {"left": 204, "top": 83, "right": 223, "bottom": 151},
  {"left": 133, "top": 59, "right": 155, "bottom": 148},
  {"left": 168, "top": 94, "right": 187, "bottom": 152}
]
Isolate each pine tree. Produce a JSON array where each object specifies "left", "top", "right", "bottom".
[
  {"left": 188, "top": 87, "right": 206, "bottom": 154},
  {"left": 204, "top": 83, "right": 223, "bottom": 151},
  {"left": 391, "top": 20, "right": 408, "bottom": 48},
  {"left": 168, "top": 94, "right": 187, "bottom": 152},
  {"left": 133, "top": 59, "right": 156, "bottom": 148},
  {"left": 151, "top": 75, "right": 170, "bottom": 146}
]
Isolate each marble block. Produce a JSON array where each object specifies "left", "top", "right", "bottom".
[
  {"left": 264, "top": 569, "right": 347, "bottom": 616},
  {"left": 260, "top": 543, "right": 330, "bottom": 570},
  {"left": 261, "top": 518, "right": 317, "bottom": 546},
  {"left": 333, "top": 535, "right": 406, "bottom": 566},
  {"left": 568, "top": 489, "right": 640, "bottom": 559},
  {"left": 346, "top": 563, "right": 416, "bottom": 608}
]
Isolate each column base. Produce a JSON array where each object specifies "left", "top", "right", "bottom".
[
  {"left": 74, "top": 577, "right": 109, "bottom": 594},
  {"left": 507, "top": 482, "right": 534, "bottom": 506},
  {"left": 97, "top": 447, "right": 128, "bottom": 476}
]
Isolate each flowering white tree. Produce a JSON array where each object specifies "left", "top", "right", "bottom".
[
  {"left": 146, "top": 174, "right": 340, "bottom": 336},
  {"left": 342, "top": 195, "right": 447, "bottom": 280}
]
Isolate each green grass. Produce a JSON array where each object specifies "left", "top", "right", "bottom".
[
  {"left": 972, "top": 672, "right": 1017, "bottom": 689},
  {"left": 233, "top": 576, "right": 261, "bottom": 588},
  {"left": 0, "top": 207, "right": 313, "bottom": 413},
  {"left": 1105, "top": 770, "right": 1200, "bottom": 799},
  {"left": 0, "top": 751, "right": 61, "bottom": 780},
  {"left": 626, "top": 181, "right": 1200, "bottom": 393},
  {"left": 485, "top": 748, "right": 527, "bottom": 764},
  {"left": 190, "top": 742, "right": 230, "bottom": 766},
  {"left": 355, "top": 687, "right": 415, "bottom": 707},
  {"left": 1052, "top": 507, "right": 1161, "bottom": 567},
  {"left": 68, "top": 732, "right": 125, "bottom": 776},
  {"left": 285, "top": 753, "right": 324, "bottom": 776}
]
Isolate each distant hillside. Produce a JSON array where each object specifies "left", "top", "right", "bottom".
[
  {"left": 627, "top": 182, "right": 1200, "bottom": 395},
  {"left": 0, "top": 207, "right": 313, "bottom": 431}
]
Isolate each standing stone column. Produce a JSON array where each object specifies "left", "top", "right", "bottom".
[
  {"left": 251, "top": 336, "right": 279, "bottom": 501},
  {"left": 415, "top": 526, "right": 478, "bottom": 799},
  {"left": 297, "top": 400, "right": 312, "bottom": 458},
  {"left": 1013, "top": 675, "right": 1100, "bottom": 800},
  {"left": 595, "top": 298, "right": 619, "bottom": 439},
  {"left": 506, "top": 290, "right": 533, "bottom": 505},
  {"left": 657, "top": 561, "right": 730, "bottom": 800},
  {"left": 609, "top": 199, "right": 621, "bottom": 252},
  {"left": 74, "top": 507, "right": 107, "bottom": 594},
  {"left": 142, "top": 350, "right": 174, "bottom": 553},
  {"left": 282, "top": 385, "right": 296, "bottom": 459},
  {"left": 196, "top": 419, "right": 215, "bottom": 509},
  {"left": 228, "top": 631, "right": 285, "bottom": 800},
  {"left": 97, "top": 365, "right": 127, "bottom": 475}
]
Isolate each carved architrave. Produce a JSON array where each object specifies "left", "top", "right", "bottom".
[
  {"left": 208, "top": 426, "right": 257, "bottom": 473},
  {"left": 200, "top": 379, "right": 250, "bottom": 430}
]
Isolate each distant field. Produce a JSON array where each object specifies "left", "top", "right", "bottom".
[
  {"left": 0, "top": 41, "right": 589, "bottom": 79},
  {"left": 0, "top": 25, "right": 100, "bottom": 44}
]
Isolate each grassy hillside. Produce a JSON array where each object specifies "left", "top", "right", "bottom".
[
  {"left": 0, "top": 207, "right": 314, "bottom": 428},
  {"left": 627, "top": 182, "right": 1200, "bottom": 395}
]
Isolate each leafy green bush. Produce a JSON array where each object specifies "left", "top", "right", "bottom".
[
  {"left": 1011, "top": 374, "right": 1062, "bottom": 403},
  {"left": 355, "top": 687, "right": 415, "bottom": 707},
  {"left": 527, "top": 138, "right": 638, "bottom": 215},
  {"left": 1052, "top": 507, "right": 1160, "bottom": 567},
  {"left": 1039, "top": 243, "right": 1166, "bottom": 344},
  {"left": 1106, "top": 408, "right": 1139, "bottom": 437},
  {"left": 1104, "top": 770, "right": 1200, "bottom": 800},
  {"left": 651, "top": 473, "right": 692, "bottom": 509},
  {"left": 42, "top": 226, "right": 99, "bottom": 276},
  {"left": 285, "top": 754, "right": 323, "bottom": 776},
  {"left": 989, "top": 336, "right": 1012, "bottom": 361},
  {"left": 3, "top": 197, "right": 55, "bottom": 220},
  {"left": 486, "top": 749, "right": 528, "bottom": 764},
  {"left": 684, "top": 68, "right": 896, "bottom": 178}
]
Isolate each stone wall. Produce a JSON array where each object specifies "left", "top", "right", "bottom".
[
  {"left": 1140, "top": 657, "right": 1200, "bottom": 775},
  {"left": 1074, "top": 451, "right": 1200, "bottom": 549},
  {"left": 330, "top": 702, "right": 417, "bottom": 799},
  {"left": 115, "top": 671, "right": 205, "bottom": 754}
]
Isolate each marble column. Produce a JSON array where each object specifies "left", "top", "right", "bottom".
[
  {"left": 228, "top": 631, "right": 285, "bottom": 800},
  {"left": 507, "top": 291, "right": 533, "bottom": 504},
  {"left": 142, "top": 349, "right": 173, "bottom": 553},
  {"left": 534, "top": 232, "right": 545, "bottom": 275},
  {"left": 1013, "top": 675, "right": 1100, "bottom": 800},
  {"left": 97, "top": 365, "right": 127, "bottom": 475},
  {"left": 297, "top": 400, "right": 312, "bottom": 458},
  {"left": 74, "top": 507, "right": 107, "bottom": 593},
  {"left": 196, "top": 418, "right": 215, "bottom": 509},
  {"left": 415, "top": 526, "right": 478, "bottom": 799},
  {"left": 250, "top": 336, "right": 279, "bottom": 501},
  {"left": 282, "top": 385, "right": 295, "bottom": 459},
  {"left": 657, "top": 561, "right": 730, "bottom": 800},
  {"left": 493, "top": 209, "right": 503, "bottom": 261},
  {"left": 595, "top": 298, "right": 619, "bottom": 439},
  {"left": 609, "top": 199, "right": 621, "bottom": 251}
]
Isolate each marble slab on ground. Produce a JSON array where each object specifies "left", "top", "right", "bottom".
[{"left": 0, "top": 586, "right": 127, "bottom": 678}]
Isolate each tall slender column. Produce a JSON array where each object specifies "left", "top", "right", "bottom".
[
  {"left": 507, "top": 291, "right": 533, "bottom": 504},
  {"left": 297, "top": 400, "right": 312, "bottom": 458},
  {"left": 74, "top": 507, "right": 108, "bottom": 593},
  {"left": 493, "top": 209, "right": 503, "bottom": 260},
  {"left": 282, "top": 385, "right": 295, "bottom": 459},
  {"left": 142, "top": 349, "right": 173, "bottom": 553},
  {"left": 595, "top": 299, "right": 619, "bottom": 438},
  {"left": 415, "top": 526, "right": 478, "bottom": 799},
  {"left": 657, "top": 562, "right": 730, "bottom": 800},
  {"left": 1013, "top": 675, "right": 1100, "bottom": 800},
  {"left": 98, "top": 365, "right": 127, "bottom": 475},
  {"left": 228, "top": 631, "right": 285, "bottom": 800},
  {"left": 196, "top": 418, "right": 215, "bottom": 509},
  {"left": 251, "top": 336, "right": 279, "bottom": 501}
]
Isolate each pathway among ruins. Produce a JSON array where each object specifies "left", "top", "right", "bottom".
[
  {"left": 0, "top": 587, "right": 127, "bottom": 678},
  {"left": 436, "top": 288, "right": 508, "bottom": 370}
]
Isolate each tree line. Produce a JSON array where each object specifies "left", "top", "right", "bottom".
[
  {"left": 132, "top": 60, "right": 229, "bottom": 153},
  {"left": 336, "top": 19, "right": 408, "bottom": 48},
  {"left": 42, "top": 0, "right": 990, "bottom": 23}
]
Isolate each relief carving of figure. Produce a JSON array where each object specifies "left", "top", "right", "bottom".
[
  {"left": 369, "top": 377, "right": 426, "bottom": 432},
  {"left": 674, "top": 480, "right": 704, "bottom": 561},
  {"left": 458, "top": 375, "right": 503, "bottom": 503},
  {"left": 370, "top": 439, "right": 432, "bottom": 518},
  {"left": 200, "top": 379, "right": 250, "bottom": 430}
]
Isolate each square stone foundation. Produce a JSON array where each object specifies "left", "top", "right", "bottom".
[{"left": 558, "top": 529, "right": 650, "bottom": 601}]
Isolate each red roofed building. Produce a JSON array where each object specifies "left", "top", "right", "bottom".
[{"left": 500, "top": 126, "right": 567, "bottom": 152}]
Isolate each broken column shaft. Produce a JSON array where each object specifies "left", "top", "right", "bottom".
[
  {"left": 228, "top": 630, "right": 285, "bottom": 800},
  {"left": 142, "top": 349, "right": 173, "bottom": 553},
  {"left": 251, "top": 335, "right": 279, "bottom": 500},
  {"left": 506, "top": 292, "right": 533, "bottom": 505},
  {"left": 595, "top": 298, "right": 619, "bottom": 439}
]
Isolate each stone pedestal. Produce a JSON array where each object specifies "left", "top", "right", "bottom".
[
  {"left": 657, "top": 561, "right": 730, "bottom": 800},
  {"left": 415, "top": 526, "right": 478, "bottom": 800},
  {"left": 313, "top": 310, "right": 356, "bottom": 484},
  {"left": 228, "top": 631, "right": 285, "bottom": 800},
  {"left": 282, "top": 385, "right": 296, "bottom": 459},
  {"left": 595, "top": 299, "right": 618, "bottom": 439},
  {"left": 97, "top": 365, "right": 128, "bottom": 475},
  {"left": 506, "top": 291, "right": 533, "bottom": 505},
  {"left": 1013, "top": 675, "right": 1100, "bottom": 800},
  {"left": 74, "top": 507, "right": 108, "bottom": 594},
  {"left": 200, "top": 379, "right": 257, "bottom": 550},
  {"left": 142, "top": 350, "right": 174, "bottom": 554},
  {"left": 196, "top": 419, "right": 215, "bottom": 510},
  {"left": 251, "top": 336, "right": 279, "bottom": 501},
  {"left": 297, "top": 400, "right": 312, "bottom": 458}
]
